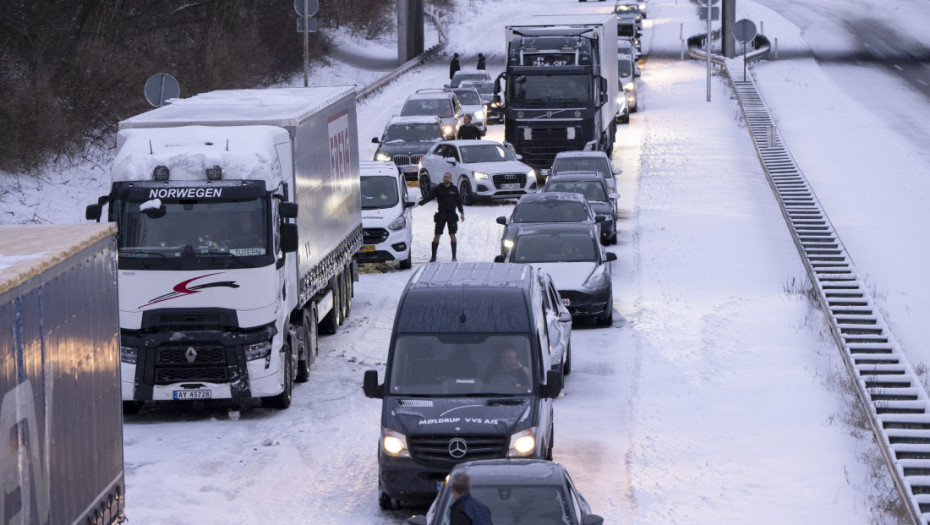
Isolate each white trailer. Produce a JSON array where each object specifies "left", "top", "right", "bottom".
[{"left": 87, "top": 87, "right": 362, "bottom": 411}]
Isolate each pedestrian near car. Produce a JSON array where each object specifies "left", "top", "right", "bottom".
[
  {"left": 476, "top": 53, "right": 486, "bottom": 70},
  {"left": 418, "top": 172, "right": 465, "bottom": 262},
  {"left": 450, "top": 53, "right": 461, "bottom": 80},
  {"left": 457, "top": 114, "right": 482, "bottom": 140},
  {"left": 449, "top": 472, "right": 493, "bottom": 525}
]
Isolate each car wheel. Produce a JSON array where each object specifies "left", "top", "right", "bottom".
[
  {"left": 596, "top": 307, "right": 613, "bottom": 326},
  {"left": 419, "top": 171, "right": 431, "bottom": 196},
  {"left": 563, "top": 343, "right": 572, "bottom": 375},
  {"left": 262, "top": 343, "right": 293, "bottom": 409},
  {"left": 398, "top": 251, "right": 412, "bottom": 270},
  {"left": 378, "top": 481, "right": 400, "bottom": 510},
  {"left": 459, "top": 178, "right": 474, "bottom": 206}
]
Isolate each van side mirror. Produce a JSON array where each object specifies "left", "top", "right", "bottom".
[
  {"left": 371, "top": 137, "right": 380, "bottom": 143},
  {"left": 496, "top": 216, "right": 507, "bottom": 225},
  {"left": 280, "top": 223, "right": 298, "bottom": 253},
  {"left": 594, "top": 215, "right": 606, "bottom": 223},
  {"left": 543, "top": 370, "right": 563, "bottom": 398},
  {"left": 280, "top": 202, "right": 298, "bottom": 219},
  {"left": 363, "top": 370, "right": 383, "bottom": 399},
  {"left": 605, "top": 252, "right": 617, "bottom": 262},
  {"left": 494, "top": 255, "right": 506, "bottom": 263}
]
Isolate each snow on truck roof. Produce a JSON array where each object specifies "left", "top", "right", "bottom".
[
  {"left": 0, "top": 224, "right": 116, "bottom": 295},
  {"left": 119, "top": 86, "right": 356, "bottom": 129}
]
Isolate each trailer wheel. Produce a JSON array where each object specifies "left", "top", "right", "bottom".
[
  {"left": 320, "top": 275, "right": 342, "bottom": 335},
  {"left": 122, "top": 401, "right": 143, "bottom": 415},
  {"left": 295, "top": 308, "right": 316, "bottom": 382},
  {"left": 263, "top": 343, "right": 293, "bottom": 409},
  {"left": 344, "top": 265, "right": 353, "bottom": 318}
]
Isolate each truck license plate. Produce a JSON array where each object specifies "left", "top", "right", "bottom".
[
  {"left": 501, "top": 183, "right": 521, "bottom": 190},
  {"left": 173, "top": 390, "right": 211, "bottom": 400},
  {"left": 359, "top": 245, "right": 375, "bottom": 252}
]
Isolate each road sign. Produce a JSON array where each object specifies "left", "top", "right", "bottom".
[
  {"left": 699, "top": 7, "right": 719, "bottom": 20},
  {"left": 297, "top": 17, "right": 316, "bottom": 32},
  {"left": 143, "top": 73, "right": 180, "bottom": 108},
  {"left": 293, "top": 0, "right": 319, "bottom": 17},
  {"left": 733, "top": 19, "right": 757, "bottom": 43}
]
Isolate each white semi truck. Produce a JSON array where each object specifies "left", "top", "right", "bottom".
[{"left": 87, "top": 87, "right": 362, "bottom": 411}]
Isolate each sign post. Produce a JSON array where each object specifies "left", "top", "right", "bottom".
[
  {"left": 733, "top": 19, "right": 757, "bottom": 82},
  {"left": 294, "top": 0, "right": 319, "bottom": 87},
  {"left": 699, "top": 0, "right": 720, "bottom": 102}
]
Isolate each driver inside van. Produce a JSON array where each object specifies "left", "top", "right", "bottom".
[{"left": 484, "top": 347, "right": 531, "bottom": 386}]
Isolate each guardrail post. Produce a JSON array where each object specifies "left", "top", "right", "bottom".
[{"left": 774, "top": 37, "right": 778, "bottom": 59}]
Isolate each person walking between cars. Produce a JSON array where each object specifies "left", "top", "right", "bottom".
[
  {"left": 419, "top": 172, "right": 465, "bottom": 262},
  {"left": 457, "top": 114, "right": 482, "bottom": 140},
  {"left": 449, "top": 472, "right": 493, "bottom": 525},
  {"left": 476, "top": 53, "right": 486, "bottom": 70},
  {"left": 450, "top": 53, "right": 461, "bottom": 80}
]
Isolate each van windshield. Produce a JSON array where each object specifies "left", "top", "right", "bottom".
[
  {"left": 361, "top": 176, "right": 400, "bottom": 210},
  {"left": 387, "top": 334, "right": 535, "bottom": 396}
]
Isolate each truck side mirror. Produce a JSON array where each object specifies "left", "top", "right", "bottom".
[
  {"left": 280, "top": 223, "right": 298, "bottom": 253},
  {"left": 595, "top": 215, "right": 606, "bottom": 223},
  {"left": 280, "top": 202, "right": 298, "bottom": 219},
  {"left": 543, "top": 370, "right": 563, "bottom": 398},
  {"left": 496, "top": 216, "right": 507, "bottom": 225},
  {"left": 85, "top": 204, "right": 102, "bottom": 222},
  {"left": 371, "top": 137, "right": 380, "bottom": 143},
  {"left": 363, "top": 370, "right": 384, "bottom": 399}
]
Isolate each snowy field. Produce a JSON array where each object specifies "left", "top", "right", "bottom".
[{"left": 5, "top": 0, "right": 930, "bottom": 523}]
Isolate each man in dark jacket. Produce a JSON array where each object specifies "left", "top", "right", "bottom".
[
  {"left": 476, "top": 53, "right": 486, "bottom": 70},
  {"left": 456, "top": 114, "right": 482, "bottom": 140},
  {"left": 450, "top": 53, "right": 461, "bottom": 80},
  {"left": 418, "top": 172, "right": 465, "bottom": 262},
  {"left": 449, "top": 472, "right": 493, "bottom": 525}
]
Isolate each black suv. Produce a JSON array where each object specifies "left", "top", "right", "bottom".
[{"left": 372, "top": 115, "right": 446, "bottom": 181}]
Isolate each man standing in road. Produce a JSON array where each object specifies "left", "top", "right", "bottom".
[
  {"left": 457, "top": 114, "right": 482, "bottom": 140},
  {"left": 449, "top": 472, "right": 493, "bottom": 525},
  {"left": 419, "top": 172, "right": 465, "bottom": 262},
  {"left": 476, "top": 53, "right": 486, "bottom": 70}
]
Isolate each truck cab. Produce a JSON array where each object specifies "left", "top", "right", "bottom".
[{"left": 363, "top": 262, "right": 563, "bottom": 508}]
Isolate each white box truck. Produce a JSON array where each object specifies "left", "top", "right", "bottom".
[
  {"left": 87, "top": 87, "right": 362, "bottom": 411},
  {"left": 1, "top": 224, "right": 125, "bottom": 524},
  {"left": 498, "top": 14, "right": 620, "bottom": 171}
]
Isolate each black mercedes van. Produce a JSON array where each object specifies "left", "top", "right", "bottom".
[{"left": 363, "top": 262, "right": 564, "bottom": 509}]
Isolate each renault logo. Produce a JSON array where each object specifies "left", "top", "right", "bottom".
[
  {"left": 448, "top": 438, "right": 468, "bottom": 459},
  {"left": 185, "top": 347, "right": 198, "bottom": 363}
]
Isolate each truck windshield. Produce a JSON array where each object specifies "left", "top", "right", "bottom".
[
  {"left": 115, "top": 197, "right": 271, "bottom": 266},
  {"left": 387, "top": 334, "right": 535, "bottom": 396},
  {"left": 361, "top": 176, "right": 400, "bottom": 210},
  {"left": 508, "top": 74, "right": 591, "bottom": 107}
]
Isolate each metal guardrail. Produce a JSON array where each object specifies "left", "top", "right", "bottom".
[
  {"left": 357, "top": 10, "right": 448, "bottom": 101},
  {"left": 686, "top": 35, "right": 926, "bottom": 524}
]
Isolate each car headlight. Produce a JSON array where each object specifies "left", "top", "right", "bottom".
[
  {"left": 443, "top": 125, "right": 454, "bottom": 136},
  {"left": 388, "top": 215, "right": 407, "bottom": 231},
  {"left": 491, "top": 101, "right": 500, "bottom": 108},
  {"left": 245, "top": 341, "right": 273, "bottom": 361},
  {"left": 526, "top": 169, "right": 536, "bottom": 181},
  {"left": 473, "top": 171, "right": 489, "bottom": 180},
  {"left": 503, "top": 239, "right": 514, "bottom": 249},
  {"left": 120, "top": 346, "right": 138, "bottom": 364},
  {"left": 382, "top": 428, "right": 410, "bottom": 457},
  {"left": 474, "top": 109, "right": 485, "bottom": 120},
  {"left": 509, "top": 428, "right": 537, "bottom": 457},
  {"left": 623, "top": 82, "right": 635, "bottom": 92},
  {"left": 374, "top": 151, "right": 392, "bottom": 162}
]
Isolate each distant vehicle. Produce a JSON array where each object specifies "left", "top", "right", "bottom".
[
  {"left": 538, "top": 271, "right": 574, "bottom": 377},
  {"left": 496, "top": 192, "right": 605, "bottom": 256},
  {"left": 447, "top": 86, "right": 487, "bottom": 134},
  {"left": 449, "top": 69, "right": 492, "bottom": 88},
  {"left": 638, "top": 0, "right": 647, "bottom": 18},
  {"left": 363, "top": 263, "right": 564, "bottom": 509},
  {"left": 617, "top": 36, "right": 641, "bottom": 63},
  {"left": 618, "top": 54, "right": 639, "bottom": 112},
  {"left": 372, "top": 115, "right": 446, "bottom": 181},
  {"left": 418, "top": 139, "right": 537, "bottom": 205},
  {"left": 542, "top": 171, "right": 619, "bottom": 245},
  {"left": 496, "top": 222, "right": 617, "bottom": 325},
  {"left": 550, "top": 150, "right": 621, "bottom": 195},
  {"left": 616, "top": 85, "right": 630, "bottom": 124},
  {"left": 614, "top": 2, "right": 644, "bottom": 31},
  {"left": 401, "top": 90, "right": 465, "bottom": 139},
  {"left": 410, "top": 459, "right": 604, "bottom": 525},
  {"left": 357, "top": 161, "right": 416, "bottom": 269},
  {"left": 461, "top": 79, "right": 503, "bottom": 124}
]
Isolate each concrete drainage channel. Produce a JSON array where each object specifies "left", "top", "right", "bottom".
[{"left": 711, "top": 54, "right": 930, "bottom": 524}]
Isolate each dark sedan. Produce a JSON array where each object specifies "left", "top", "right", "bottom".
[
  {"left": 542, "top": 172, "right": 619, "bottom": 245},
  {"left": 496, "top": 192, "right": 605, "bottom": 256},
  {"left": 409, "top": 459, "right": 604, "bottom": 525},
  {"left": 495, "top": 222, "right": 616, "bottom": 325}
]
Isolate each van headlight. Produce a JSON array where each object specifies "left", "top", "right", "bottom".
[
  {"left": 375, "top": 151, "right": 392, "bottom": 162},
  {"left": 382, "top": 428, "right": 410, "bottom": 457},
  {"left": 508, "top": 428, "right": 537, "bottom": 457},
  {"left": 388, "top": 215, "right": 407, "bottom": 231},
  {"left": 245, "top": 341, "right": 272, "bottom": 361}
]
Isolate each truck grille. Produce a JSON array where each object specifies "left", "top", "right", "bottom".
[
  {"left": 392, "top": 155, "right": 422, "bottom": 166},
  {"left": 492, "top": 173, "right": 527, "bottom": 189},
  {"left": 363, "top": 228, "right": 390, "bottom": 244},
  {"left": 156, "top": 367, "right": 228, "bottom": 384},
  {"left": 157, "top": 345, "right": 227, "bottom": 365},
  {"left": 408, "top": 435, "right": 508, "bottom": 467}
]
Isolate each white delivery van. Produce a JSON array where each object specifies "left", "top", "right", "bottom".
[{"left": 356, "top": 161, "right": 416, "bottom": 269}]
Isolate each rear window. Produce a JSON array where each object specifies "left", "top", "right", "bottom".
[
  {"left": 402, "top": 98, "right": 454, "bottom": 118},
  {"left": 513, "top": 201, "right": 588, "bottom": 223}
]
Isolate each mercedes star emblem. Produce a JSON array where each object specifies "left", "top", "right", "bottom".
[
  {"left": 448, "top": 438, "right": 468, "bottom": 459},
  {"left": 185, "top": 346, "right": 198, "bottom": 363}
]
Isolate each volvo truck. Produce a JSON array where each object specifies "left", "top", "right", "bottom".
[
  {"left": 87, "top": 87, "right": 362, "bottom": 411},
  {"left": 498, "top": 14, "right": 620, "bottom": 172}
]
